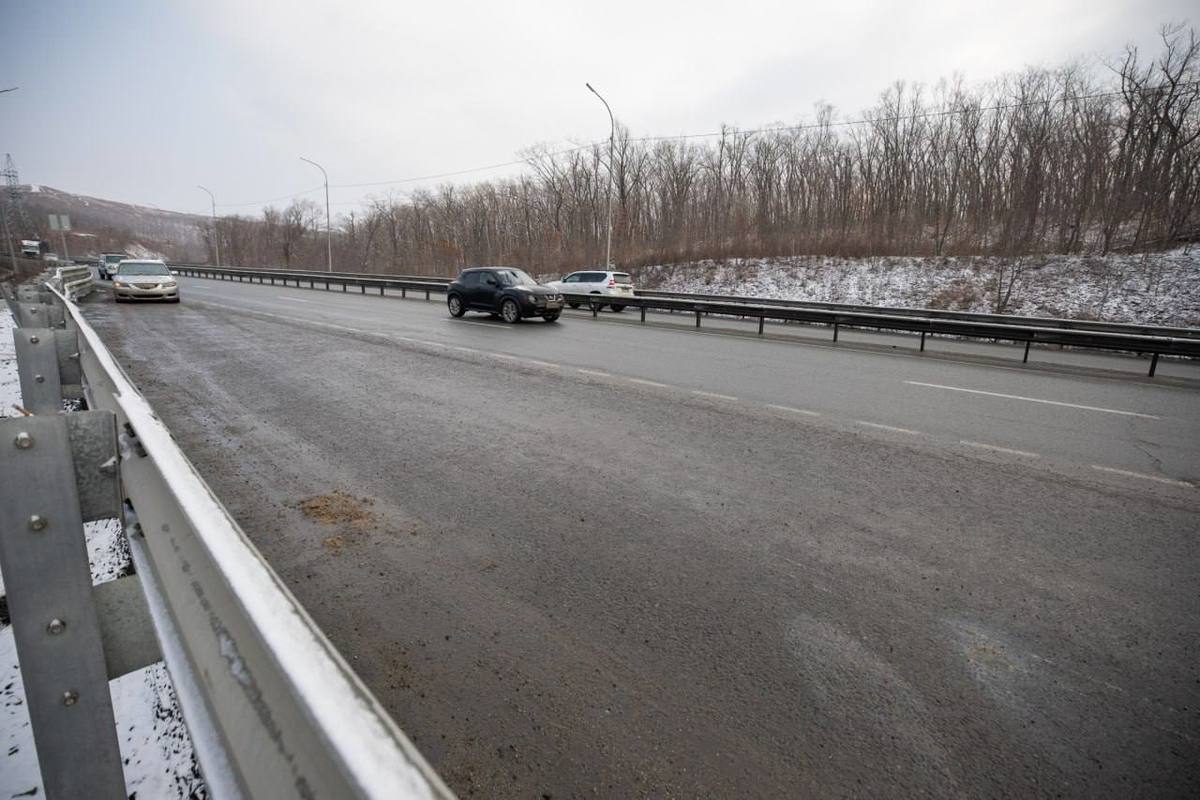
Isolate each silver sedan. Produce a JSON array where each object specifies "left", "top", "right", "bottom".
[{"left": 112, "top": 260, "right": 180, "bottom": 303}]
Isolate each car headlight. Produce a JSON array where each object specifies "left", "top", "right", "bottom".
[{"left": 113, "top": 281, "right": 128, "bottom": 288}]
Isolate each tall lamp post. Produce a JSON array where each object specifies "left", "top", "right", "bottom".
[
  {"left": 300, "top": 156, "right": 333, "bottom": 272},
  {"left": 197, "top": 185, "right": 220, "bottom": 267},
  {"left": 586, "top": 82, "right": 615, "bottom": 270}
]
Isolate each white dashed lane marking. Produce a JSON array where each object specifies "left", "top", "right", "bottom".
[
  {"left": 960, "top": 440, "right": 1041, "bottom": 458},
  {"left": 856, "top": 421, "right": 922, "bottom": 435},
  {"left": 764, "top": 404, "right": 821, "bottom": 417},
  {"left": 1089, "top": 465, "right": 1192, "bottom": 487},
  {"left": 905, "top": 381, "right": 1160, "bottom": 420}
]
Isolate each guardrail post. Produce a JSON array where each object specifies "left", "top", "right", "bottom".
[
  {"left": 695, "top": 309, "right": 701, "bottom": 328},
  {"left": 401, "top": 287, "right": 406, "bottom": 298},
  {"left": 592, "top": 301, "right": 599, "bottom": 318},
  {"left": 360, "top": 284, "right": 365, "bottom": 294},
  {"left": 758, "top": 314, "right": 765, "bottom": 336},
  {"left": 0, "top": 414, "right": 127, "bottom": 799},
  {"left": 1023, "top": 340, "right": 1031, "bottom": 363},
  {"left": 341, "top": 282, "right": 346, "bottom": 292},
  {"left": 833, "top": 321, "right": 839, "bottom": 342},
  {"left": 920, "top": 331, "right": 926, "bottom": 352},
  {"left": 425, "top": 288, "right": 430, "bottom": 300},
  {"left": 14, "top": 328, "right": 64, "bottom": 413},
  {"left": 1149, "top": 352, "right": 1159, "bottom": 377},
  {"left": 641, "top": 306, "right": 646, "bottom": 323}
]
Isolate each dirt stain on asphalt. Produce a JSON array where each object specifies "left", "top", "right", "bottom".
[{"left": 299, "top": 491, "right": 377, "bottom": 526}]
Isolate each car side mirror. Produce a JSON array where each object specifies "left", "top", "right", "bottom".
[{"left": 486, "top": 279, "right": 497, "bottom": 286}]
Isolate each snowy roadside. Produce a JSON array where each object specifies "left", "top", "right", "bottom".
[
  {"left": 0, "top": 300, "right": 205, "bottom": 799},
  {"left": 638, "top": 249, "right": 1200, "bottom": 327}
]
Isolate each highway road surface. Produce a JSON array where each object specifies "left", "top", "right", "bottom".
[{"left": 83, "top": 277, "right": 1199, "bottom": 798}]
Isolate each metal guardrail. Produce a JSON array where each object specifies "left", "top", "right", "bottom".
[
  {"left": 171, "top": 265, "right": 1199, "bottom": 376},
  {"left": 635, "top": 288, "right": 1200, "bottom": 341},
  {"left": 173, "top": 263, "right": 1198, "bottom": 341},
  {"left": 56, "top": 264, "right": 95, "bottom": 299},
  {"left": 1, "top": 275, "right": 453, "bottom": 799}
]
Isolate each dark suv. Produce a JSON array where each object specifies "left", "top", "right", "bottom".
[{"left": 447, "top": 267, "right": 564, "bottom": 323}]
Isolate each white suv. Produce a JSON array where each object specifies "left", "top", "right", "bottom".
[{"left": 544, "top": 270, "right": 635, "bottom": 311}]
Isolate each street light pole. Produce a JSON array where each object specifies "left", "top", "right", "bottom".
[
  {"left": 197, "top": 185, "right": 220, "bottom": 267},
  {"left": 300, "top": 157, "right": 333, "bottom": 272},
  {"left": 586, "top": 82, "right": 616, "bottom": 271}
]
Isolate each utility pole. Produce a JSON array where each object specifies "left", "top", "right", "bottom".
[
  {"left": 300, "top": 157, "right": 333, "bottom": 272},
  {"left": 197, "top": 185, "right": 221, "bottom": 266},
  {"left": 586, "top": 83, "right": 616, "bottom": 271},
  {"left": 0, "top": 198, "right": 16, "bottom": 272}
]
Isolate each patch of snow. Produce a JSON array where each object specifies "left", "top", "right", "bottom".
[
  {"left": 0, "top": 301, "right": 205, "bottom": 798},
  {"left": 639, "top": 249, "right": 1200, "bottom": 327},
  {"left": 0, "top": 305, "right": 19, "bottom": 420},
  {"left": 126, "top": 243, "right": 166, "bottom": 260}
]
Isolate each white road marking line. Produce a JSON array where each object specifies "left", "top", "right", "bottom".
[
  {"left": 905, "top": 381, "right": 1160, "bottom": 419},
  {"left": 277, "top": 296, "right": 311, "bottom": 303},
  {"left": 764, "top": 404, "right": 821, "bottom": 417},
  {"left": 492, "top": 353, "right": 519, "bottom": 360},
  {"left": 577, "top": 368, "right": 612, "bottom": 377},
  {"left": 691, "top": 390, "right": 739, "bottom": 401},
  {"left": 1089, "top": 465, "right": 1192, "bottom": 487},
  {"left": 447, "top": 319, "right": 513, "bottom": 330},
  {"left": 627, "top": 378, "right": 669, "bottom": 388},
  {"left": 524, "top": 359, "right": 559, "bottom": 368},
  {"left": 960, "top": 440, "right": 1041, "bottom": 458},
  {"left": 450, "top": 346, "right": 478, "bottom": 353},
  {"left": 856, "top": 421, "right": 922, "bottom": 435}
]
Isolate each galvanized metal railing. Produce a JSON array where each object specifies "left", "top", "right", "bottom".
[{"left": 0, "top": 276, "right": 454, "bottom": 799}]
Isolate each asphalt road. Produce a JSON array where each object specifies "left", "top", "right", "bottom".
[{"left": 82, "top": 279, "right": 1199, "bottom": 798}]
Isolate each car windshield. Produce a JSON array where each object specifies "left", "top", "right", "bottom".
[
  {"left": 105, "top": 255, "right": 125, "bottom": 263},
  {"left": 118, "top": 263, "right": 171, "bottom": 276},
  {"left": 494, "top": 268, "right": 538, "bottom": 287}
]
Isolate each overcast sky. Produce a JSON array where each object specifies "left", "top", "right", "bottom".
[{"left": 0, "top": 0, "right": 1193, "bottom": 217}]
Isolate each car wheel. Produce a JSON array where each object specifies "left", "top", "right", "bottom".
[
  {"left": 501, "top": 298, "right": 521, "bottom": 324},
  {"left": 567, "top": 302, "right": 580, "bottom": 309},
  {"left": 447, "top": 294, "right": 466, "bottom": 317},
  {"left": 543, "top": 311, "right": 561, "bottom": 322},
  {"left": 609, "top": 304, "right": 626, "bottom": 313}
]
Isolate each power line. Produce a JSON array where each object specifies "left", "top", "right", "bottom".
[
  {"left": 328, "top": 142, "right": 602, "bottom": 190},
  {"left": 212, "top": 78, "right": 1200, "bottom": 212},
  {"left": 627, "top": 81, "right": 1200, "bottom": 143},
  {"left": 215, "top": 183, "right": 325, "bottom": 210}
]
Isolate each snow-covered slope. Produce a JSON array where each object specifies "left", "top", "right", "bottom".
[{"left": 639, "top": 250, "right": 1200, "bottom": 326}]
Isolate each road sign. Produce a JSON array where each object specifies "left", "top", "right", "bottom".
[{"left": 48, "top": 214, "right": 71, "bottom": 231}]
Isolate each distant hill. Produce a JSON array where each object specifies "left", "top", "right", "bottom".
[{"left": 11, "top": 185, "right": 208, "bottom": 261}]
